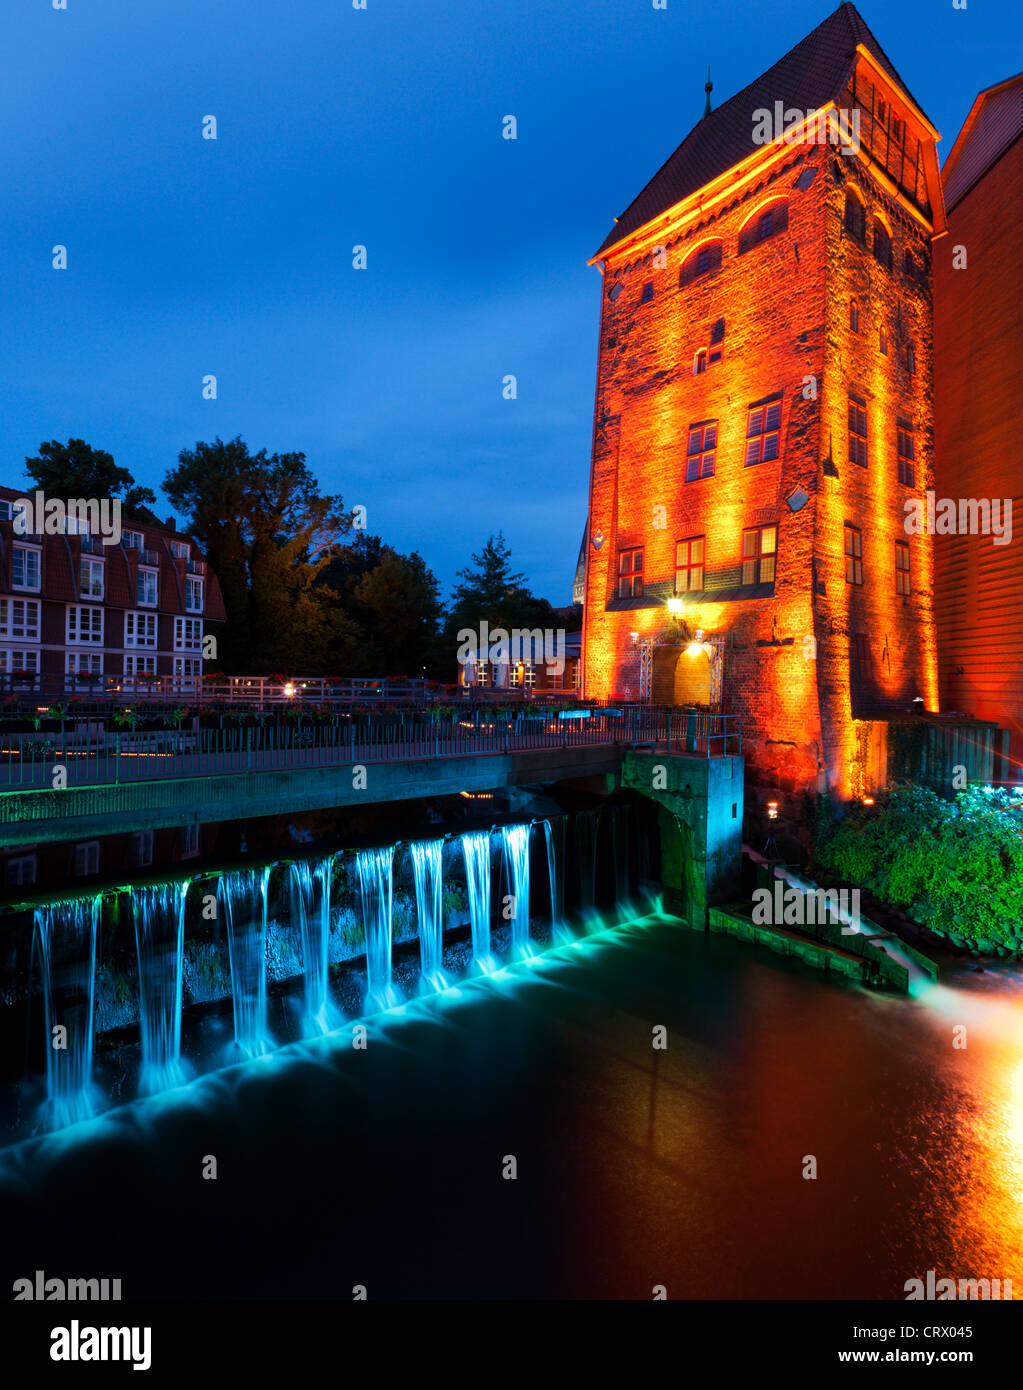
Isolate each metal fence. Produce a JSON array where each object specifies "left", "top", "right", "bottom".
[{"left": 0, "top": 708, "right": 742, "bottom": 790}]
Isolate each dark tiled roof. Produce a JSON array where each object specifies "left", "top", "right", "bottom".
[{"left": 594, "top": 3, "right": 926, "bottom": 258}]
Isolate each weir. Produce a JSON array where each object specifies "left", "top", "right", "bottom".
[
  {"left": 221, "top": 867, "right": 272, "bottom": 1058},
  {"left": 33, "top": 898, "right": 99, "bottom": 1129},
  {"left": 462, "top": 831, "right": 494, "bottom": 971},
  {"left": 500, "top": 824, "right": 532, "bottom": 957},
  {"left": 287, "top": 857, "right": 336, "bottom": 1035},
  {"left": 132, "top": 883, "right": 188, "bottom": 1094},
  {"left": 357, "top": 845, "right": 398, "bottom": 1010},
  {"left": 410, "top": 838, "right": 448, "bottom": 991}
]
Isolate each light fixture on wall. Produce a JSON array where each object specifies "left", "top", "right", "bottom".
[
  {"left": 630, "top": 631, "right": 639, "bottom": 644},
  {"left": 767, "top": 800, "right": 779, "bottom": 820},
  {"left": 666, "top": 596, "right": 684, "bottom": 616}
]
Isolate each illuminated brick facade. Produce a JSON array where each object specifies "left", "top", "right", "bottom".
[
  {"left": 581, "top": 3, "right": 943, "bottom": 797},
  {"left": 934, "top": 75, "right": 1023, "bottom": 774}
]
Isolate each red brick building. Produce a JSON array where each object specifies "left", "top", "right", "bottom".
[
  {"left": 934, "top": 73, "right": 1023, "bottom": 777},
  {"left": 0, "top": 486, "right": 226, "bottom": 694},
  {"left": 581, "top": 2, "right": 944, "bottom": 799}
]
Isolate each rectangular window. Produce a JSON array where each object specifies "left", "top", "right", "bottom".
[
  {"left": 181, "top": 823, "right": 201, "bottom": 859},
  {"left": 66, "top": 652, "right": 102, "bottom": 676},
  {"left": 675, "top": 536, "right": 705, "bottom": 593},
  {"left": 745, "top": 398, "right": 781, "bottom": 465},
  {"left": 132, "top": 831, "right": 154, "bottom": 868},
  {"left": 12, "top": 546, "right": 41, "bottom": 590},
  {"left": 185, "top": 578, "right": 204, "bottom": 612},
  {"left": 124, "top": 612, "right": 157, "bottom": 648},
  {"left": 80, "top": 557, "right": 104, "bottom": 599},
  {"left": 895, "top": 541, "right": 911, "bottom": 595},
  {"left": 897, "top": 420, "right": 915, "bottom": 486},
  {"left": 848, "top": 396, "right": 868, "bottom": 467},
  {"left": 123, "top": 530, "right": 144, "bottom": 550},
  {"left": 170, "top": 540, "right": 189, "bottom": 559},
  {"left": 906, "top": 345, "right": 916, "bottom": 374},
  {"left": 173, "top": 657, "right": 201, "bottom": 690},
  {"left": 73, "top": 842, "right": 101, "bottom": 877},
  {"left": 617, "top": 549, "right": 644, "bottom": 599},
  {"left": 844, "top": 523, "right": 863, "bottom": 584},
  {"left": 0, "top": 598, "right": 41, "bottom": 641},
  {"left": 6, "top": 854, "right": 37, "bottom": 887},
  {"left": 686, "top": 422, "right": 717, "bottom": 481},
  {"left": 851, "top": 633, "right": 871, "bottom": 684},
  {"left": 137, "top": 568, "right": 158, "bottom": 606},
  {"left": 0, "top": 649, "right": 40, "bottom": 680},
  {"left": 124, "top": 654, "right": 157, "bottom": 679},
  {"left": 174, "top": 617, "right": 203, "bottom": 651},
  {"left": 67, "top": 605, "right": 103, "bottom": 645},
  {"left": 741, "top": 525, "right": 777, "bottom": 586}
]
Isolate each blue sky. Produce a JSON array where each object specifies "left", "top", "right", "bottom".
[{"left": 1, "top": 0, "right": 1016, "bottom": 604}]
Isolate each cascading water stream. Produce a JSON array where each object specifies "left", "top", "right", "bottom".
[
  {"left": 576, "top": 808, "right": 601, "bottom": 912},
  {"left": 410, "top": 838, "right": 448, "bottom": 991},
  {"left": 287, "top": 856, "right": 336, "bottom": 1035},
  {"left": 357, "top": 846, "right": 399, "bottom": 1009},
  {"left": 132, "top": 882, "right": 188, "bottom": 1094},
  {"left": 500, "top": 824, "right": 532, "bottom": 957},
  {"left": 221, "top": 867, "right": 272, "bottom": 1058},
  {"left": 34, "top": 898, "right": 100, "bottom": 1129},
  {"left": 543, "top": 817, "right": 572, "bottom": 944},
  {"left": 461, "top": 831, "right": 495, "bottom": 971}
]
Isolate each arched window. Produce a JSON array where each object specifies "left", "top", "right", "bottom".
[
  {"left": 692, "top": 349, "right": 708, "bottom": 376},
  {"left": 679, "top": 239, "right": 722, "bottom": 287},
  {"left": 738, "top": 201, "right": 789, "bottom": 255},
  {"left": 844, "top": 190, "right": 866, "bottom": 243},
  {"left": 873, "top": 220, "right": 892, "bottom": 270}
]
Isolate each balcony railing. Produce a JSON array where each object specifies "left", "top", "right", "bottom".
[
  {"left": 80, "top": 534, "right": 107, "bottom": 555},
  {"left": 186, "top": 558, "right": 205, "bottom": 574}
]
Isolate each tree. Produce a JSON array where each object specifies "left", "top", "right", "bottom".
[
  {"left": 24, "top": 438, "right": 157, "bottom": 513},
  {"left": 351, "top": 548, "right": 445, "bottom": 678},
  {"left": 163, "top": 437, "right": 353, "bottom": 672},
  {"left": 444, "top": 533, "right": 559, "bottom": 673}
]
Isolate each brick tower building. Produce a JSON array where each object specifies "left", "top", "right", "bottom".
[{"left": 581, "top": 2, "right": 945, "bottom": 800}]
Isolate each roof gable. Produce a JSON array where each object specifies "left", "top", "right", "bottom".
[{"left": 594, "top": 3, "right": 931, "bottom": 258}]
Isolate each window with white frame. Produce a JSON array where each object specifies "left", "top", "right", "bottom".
[
  {"left": 0, "top": 598, "right": 41, "bottom": 642},
  {"left": 137, "top": 568, "right": 158, "bottom": 606},
  {"left": 66, "top": 652, "right": 103, "bottom": 677},
  {"left": 6, "top": 854, "right": 37, "bottom": 887},
  {"left": 132, "top": 831, "right": 154, "bottom": 867},
  {"left": 180, "top": 823, "right": 201, "bottom": 858},
  {"left": 12, "top": 546, "right": 41, "bottom": 590},
  {"left": 124, "top": 654, "right": 157, "bottom": 676},
  {"left": 125, "top": 612, "right": 157, "bottom": 648},
  {"left": 185, "top": 577, "right": 204, "bottom": 612},
  {"left": 0, "top": 649, "right": 40, "bottom": 676},
  {"left": 73, "top": 842, "right": 101, "bottom": 876},
  {"left": 170, "top": 540, "right": 189, "bottom": 559},
  {"left": 173, "top": 657, "right": 201, "bottom": 679},
  {"left": 174, "top": 616, "right": 202, "bottom": 651},
  {"left": 123, "top": 530, "right": 144, "bottom": 550},
  {"left": 80, "top": 557, "right": 104, "bottom": 599},
  {"left": 67, "top": 605, "right": 103, "bottom": 644}
]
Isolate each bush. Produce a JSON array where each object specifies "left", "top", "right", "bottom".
[{"left": 816, "top": 785, "right": 1023, "bottom": 951}]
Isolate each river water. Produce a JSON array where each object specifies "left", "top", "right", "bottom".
[{"left": 1, "top": 915, "right": 1020, "bottom": 1299}]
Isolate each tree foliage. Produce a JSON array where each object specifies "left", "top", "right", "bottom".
[
  {"left": 816, "top": 785, "right": 1023, "bottom": 952},
  {"left": 24, "top": 438, "right": 157, "bottom": 513}
]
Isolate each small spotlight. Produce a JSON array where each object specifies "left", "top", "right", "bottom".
[
  {"left": 862, "top": 796, "right": 875, "bottom": 806},
  {"left": 630, "top": 631, "right": 639, "bottom": 644},
  {"left": 767, "top": 800, "right": 779, "bottom": 820},
  {"left": 283, "top": 682, "right": 296, "bottom": 698},
  {"left": 666, "top": 597, "right": 684, "bottom": 616}
]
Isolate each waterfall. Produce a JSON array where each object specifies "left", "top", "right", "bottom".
[
  {"left": 410, "top": 839, "right": 448, "bottom": 991},
  {"left": 500, "top": 824, "right": 532, "bottom": 957},
  {"left": 461, "top": 831, "right": 494, "bottom": 970},
  {"left": 543, "top": 817, "right": 572, "bottom": 943},
  {"left": 576, "top": 808, "right": 602, "bottom": 911},
  {"left": 34, "top": 898, "right": 99, "bottom": 1129},
  {"left": 287, "top": 856, "right": 337, "bottom": 1036},
  {"left": 133, "top": 882, "right": 188, "bottom": 1094},
  {"left": 610, "top": 804, "right": 631, "bottom": 909},
  {"left": 221, "top": 867, "right": 271, "bottom": 1058},
  {"left": 357, "top": 846, "right": 399, "bottom": 1009}
]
